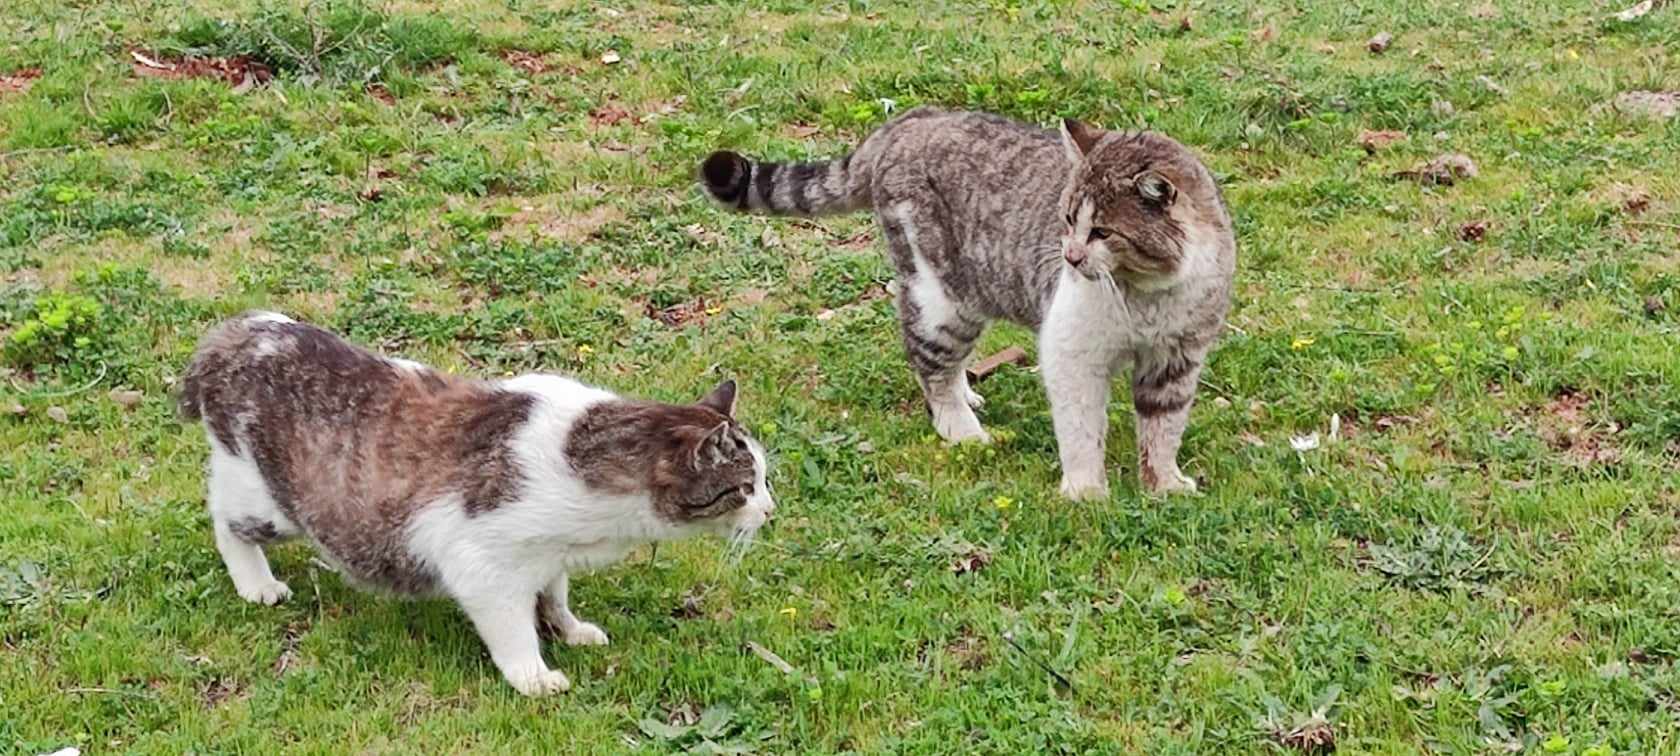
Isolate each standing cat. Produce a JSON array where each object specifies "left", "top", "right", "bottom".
[
  {"left": 700, "top": 108, "right": 1234, "bottom": 500},
  {"left": 178, "top": 311, "right": 774, "bottom": 696}
]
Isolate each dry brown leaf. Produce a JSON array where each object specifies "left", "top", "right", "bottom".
[
  {"left": 1393, "top": 153, "right": 1478, "bottom": 186},
  {"left": 647, "top": 298, "right": 712, "bottom": 329},
  {"left": 501, "top": 49, "right": 547, "bottom": 74},
  {"left": 1275, "top": 717, "right": 1336, "bottom": 753},
  {"left": 1458, "top": 221, "right": 1488, "bottom": 242},
  {"left": 786, "top": 123, "right": 822, "bottom": 139},
  {"left": 366, "top": 83, "right": 395, "bottom": 105},
  {"left": 0, "top": 67, "right": 42, "bottom": 96},
  {"left": 951, "top": 549, "right": 992, "bottom": 575},
  {"left": 1358, "top": 129, "right": 1406, "bottom": 153},
  {"left": 588, "top": 102, "right": 633, "bottom": 127},
  {"left": 46, "top": 406, "right": 68, "bottom": 423}
]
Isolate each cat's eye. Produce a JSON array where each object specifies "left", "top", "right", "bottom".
[
  {"left": 740, "top": 484, "right": 754, "bottom": 496},
  {"left": 1088, "top": 228, "right": 1112, "bottom": 242}
]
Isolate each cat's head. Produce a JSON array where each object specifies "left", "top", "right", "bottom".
[
  {"left": 1056, "top": 119, "right": 1233, "bottom": 289},
  {"left": 567, "top": 380, "right": 774, "bottom": 542}
]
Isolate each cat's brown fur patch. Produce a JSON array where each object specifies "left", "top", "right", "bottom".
[{"left": 180, "top": 314, "right": 535, "bottom": 593}]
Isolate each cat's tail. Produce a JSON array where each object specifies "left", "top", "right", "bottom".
[{"left": 698, "top": 150, "right": 869, "bottom": 216}]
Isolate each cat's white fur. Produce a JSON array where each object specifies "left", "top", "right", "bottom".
[
  {"left": 207, "top": 370, "right": 775, "bottom": 696},
  {"left": 892, "top": 200, "right": 989, "bottom": 444},
  {"left": 1040, "top": 207, "right": 1225, "bottom": 500}
]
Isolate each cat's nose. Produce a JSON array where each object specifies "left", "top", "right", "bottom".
[{"left": 1065, "top": 245, "right": 1088, "bottom": 266}]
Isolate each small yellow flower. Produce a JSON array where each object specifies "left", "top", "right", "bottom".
[
  {"left": 779, "top": 607, "right": 798, "bottom": 619},
  {"left": 705, "top": 305, "right": 722, "bottom": 316},
  {"left": 1291, "top": 337, "right": 1315, "bottom": 351},
  {"left": 1566, "top": 48, "right": 1580, "bottom": 61},
  {"left": 576, "top": 344, "right": 594, "bottom": 359},
  {"left": 993, "top": 495, "right": 1014, "bottom": 510}
]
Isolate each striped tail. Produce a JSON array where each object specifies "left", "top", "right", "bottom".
[{"left": 699, "top": 150, "right": 868, "bottom": 216}]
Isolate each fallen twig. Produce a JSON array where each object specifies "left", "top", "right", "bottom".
[
  {"left": 8, "top": 361, "right": 108, "bottom": 400},
  {"left": 745, "top": 641, "right": 816, "bottom": 684},
  {"left": 1001, "top": 631, "right": 1075, "bottom": 692}
]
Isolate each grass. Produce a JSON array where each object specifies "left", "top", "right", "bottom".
[{"left": 2, "top": 0, "right": 1678, "bottom": 752}]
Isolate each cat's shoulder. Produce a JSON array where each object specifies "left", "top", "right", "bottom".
[{"left": 498, "top": 374, "right": 618, "bottom": 415}]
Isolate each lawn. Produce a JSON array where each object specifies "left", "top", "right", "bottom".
[{"left": 2, "top": 0, "right": 1678, "bottom": 752}]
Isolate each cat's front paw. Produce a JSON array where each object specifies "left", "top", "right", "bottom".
[
  {"left": 1058, "top": 477, "right": 1108, "bottom": 502},
  {"left": 562, "top": 621, "right": 610, "bottom": 647},
  {"left": 236, "top": 580, "right": 291, "bottom": 605},
  {"left": 964, "top": 386, "right": 985, "bottom": 409},
  {"left": 505, "top": 664, "right": 572, "bottom": 696}
]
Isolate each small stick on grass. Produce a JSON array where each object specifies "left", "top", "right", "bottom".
[
  {"left": 1001, "top": 631, "right": 1075, "bottom": 693},
  {"left": 746, "top": 641, "right": 816, "bottom": 685}
]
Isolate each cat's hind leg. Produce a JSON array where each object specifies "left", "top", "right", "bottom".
[
  {"left": 539, "top": 573, "right": 609, "bottom": 646},
  {"left": 880, "top": 200, "right": 989, "bottom": 443},
  {"left": 206, "top": 441, "right": 295, "bottom": 605}
]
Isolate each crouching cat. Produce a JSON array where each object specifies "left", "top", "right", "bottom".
[
  {"left": 178, "top": 312, "right": 774, "bottom": 696},
  {"left": 700, "top": 108, "right": 1235, "bottom": 500}
]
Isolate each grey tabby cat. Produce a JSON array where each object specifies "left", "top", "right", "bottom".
[{"left": 699, "top": 107, "right": 1235, "bottom": 499}]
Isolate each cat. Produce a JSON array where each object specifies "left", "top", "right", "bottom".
[
  {"left": 177, "top": 311, "right": 775, "bottom": 696},
  {"left": 700, "top": 108, "right": 1234, "bottom": 500}
]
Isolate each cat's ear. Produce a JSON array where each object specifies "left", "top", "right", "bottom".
[
  {"left": 1134, "top": 170, "right": 1177, "bottom": 206},
  {"left": 698, "top": 379, "right": 737, "bottom": 417},
  {"left": 1060, "top": 118, "right": 1104, "bottom": 163},
  {"left": 691, "top": 421, "right": 733, "bottom": 469}
]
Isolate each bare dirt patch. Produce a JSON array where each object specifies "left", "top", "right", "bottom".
[
  {"left": 1538, "top": 389, "right": 1622, "bottom": 466},
  {"left": 129, "top": 50, "right": 272, "bottom": 91},
  {"left": 646, "top": 297, "right": 716, "bottom": 328},
  {"left": 199, "top": 677, "right": 245, "bottom": 708},
  {"left": 493, "top": 202, "right": 623, "bottom": 244}
]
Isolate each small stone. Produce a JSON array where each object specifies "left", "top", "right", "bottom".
[
  {"left": 1614, "top": 91, "right": 1680, "bottom": 119},
  {"left": 1432, "top": 99, "right": 1456, "bottom": 117},
  {"left": 1476, "top": 75, "right": 1509, "bottom": 97},
  {"left": 46, "top": 406, "right": 69, "bottom": 423},
  {"left": 599, "top": 50, "right": 620, "bottom": 65},
  {"left": 1367, "top": 32, "right": 1393, "bottom": 54},
  {"left": 6, "top": 403, "right": 24, "bottom": 417},
  {"left": 109, "top": 388, "right": 143, "bottom": 409},
  {"left": 1645, "top": 296, "right": 1666, "bottom": 316},
  {"left": 1458, "top": 221, "right": 1488, "bottom": 242}
]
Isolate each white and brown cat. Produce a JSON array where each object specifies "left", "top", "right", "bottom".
[{"left": 178, "top": 311, "right": 775, "bottom": 696}]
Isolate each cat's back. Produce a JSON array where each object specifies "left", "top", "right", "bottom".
[
  {"left": 179, "top": 312, "right": 432, "bottom": 447},
  {"left": 866, "top": 108, "right": 1062, "bottom": 194}
]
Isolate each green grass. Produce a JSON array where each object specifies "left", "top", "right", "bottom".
[{"left": 3, "top": 0, "right": 1679, "bottom": 752}]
